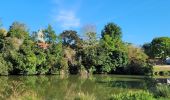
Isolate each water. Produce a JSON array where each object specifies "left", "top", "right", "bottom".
[{"left": 0, "top": 75, "right": 164, "bottom": 100}]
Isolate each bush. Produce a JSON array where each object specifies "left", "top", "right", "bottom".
[
  {"left": 125, "top": 44, "right": 152, "bottom": 75},
  {"left": 151, "top": 84, "right": 170, "bottom": 98},
  {"left": 109, "top": 90, "right": 155, "bottom": 100},
  {"left": 0, "top": 54, "right": 9, "bottom": 75}
]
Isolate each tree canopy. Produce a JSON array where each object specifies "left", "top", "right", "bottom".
[{"left": 0, "top": 21, "right": 153, "bottom": 75}]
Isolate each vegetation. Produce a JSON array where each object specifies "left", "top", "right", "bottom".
[
  {"left": 153, "top": 66, "right": 170, "bottom": 76},
  {"left": 109, "top": 90, "right": 155, "bottom": 100},
  {"left": 143, "top": 37, "right": 170, "bottom": 64},
  {"left": 1, "top": 20, "right": 169, "bottom": 76}
]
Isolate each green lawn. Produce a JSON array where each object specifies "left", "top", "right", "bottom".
[{"left": 153, "top": 65, "right": 170, "bottom": 71}]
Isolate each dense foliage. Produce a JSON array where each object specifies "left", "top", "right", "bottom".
[
  {"left": 0, "top": 21, "right": 153, "bottom": 75},
  {"left": 143, "top": 37, "right": 170, "bottom": 64}
]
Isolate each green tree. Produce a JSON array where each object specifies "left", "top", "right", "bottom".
[
  {"left": 44, "top": 25, "right": 57, "bottom": 43},
  {"left": 46, "top": 42, "right": 63, "bottom": 74},
  {"left": 0, "top": 28, "right": 7, "bottom": 50},
  {"left": 143, "top": 37, "right": 170, "bottom": 61},
  {"left": 60, "top": 30, "right": 81, "bottom": 49},
  {"left": 0, "top": 54, "right": 10, "bottom": 75},
  {"left": 96, "top": 23, "right": 128, "bottom": 73},
  {"left": 143, "top": 43, "right": 152, "bottom": 58},
  {"left": 151, "top": 37, "right": 170, "bottom": 60},
  {"left": 101, "top": 23, "right": 122, "bottom": 40},
  {"left": 78, "top": 32, "right": 98, "bottom": 74},
  {"left": 126, "top": 44, "right": 150, "bottom": 75},
  {"left": 7, "top": 22, "right": 29, "bottom": 39}
]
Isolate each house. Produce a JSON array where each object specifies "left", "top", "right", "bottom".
[
  {"left": 37, "top": 42, "right": 49, "bottom": 49},
  {"left": 36, "top": 29, "right": 49, "bottom": 49}
]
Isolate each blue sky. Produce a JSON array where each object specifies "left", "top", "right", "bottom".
[{"left": 0, "top": 0, "right": 170, "bottom": 45}]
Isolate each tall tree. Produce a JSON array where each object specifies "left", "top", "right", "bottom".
[
  {"left": 143, "top": 37, "right": 170, "bottom": 60},
  {"left": 44, "top": 25, "right": 57, "bottom": 43},
  {"left": 151, "top": 37, "right": 170, "bottom": 59},
  {"left": 60, "top": 30, "right": 81, "bottom": 49},
  {"left": 96, "top": 22, "right": 128, "bottom": 73},
  {"left": 101, "top": 23, "right": 122, "bottom": 40},
  {"left": 7, "top": 22, "right": 29, "bottom": 39},
  {"left": 79, "top": 32, "right": 98, "bottom": 74}
]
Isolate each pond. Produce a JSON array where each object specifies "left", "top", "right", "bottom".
[{"left": 0, "top": 75, "right": 168, "bottom": 100}]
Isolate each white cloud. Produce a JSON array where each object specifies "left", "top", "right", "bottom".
[
  {"left": 55, "top": 10, "right": 80, "bottom": 29},
  {"left": 51, "top": 0, "right": 81, "bottom": 29}
]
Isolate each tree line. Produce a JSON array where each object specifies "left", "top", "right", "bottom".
[{"left": 0, "top": 21, "right": 169, "bottom": 75}]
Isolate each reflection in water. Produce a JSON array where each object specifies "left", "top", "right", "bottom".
[{"left": 0, "top": 75, "right": 169, "bottom": 100}]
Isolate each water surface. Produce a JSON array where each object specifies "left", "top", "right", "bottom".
[{"left": 0, "top": 75, "right": 158, "bottom": 100}]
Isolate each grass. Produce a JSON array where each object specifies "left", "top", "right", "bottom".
[
  {"left": 153, "top": 65, "right": 170, "bottom": 76},
  {"left": 74, "top": 92, "right": 96, "bottom": 100},
  {"left": 153, "top": 65, "right": 170, "bottom": 72},
  {"left": 151, "top": 84, "right": 170, "bottom": 98},
  {"left": 108, "top": 90, "right": 155, "bottom": 100}
]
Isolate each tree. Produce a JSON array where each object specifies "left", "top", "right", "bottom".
[
  {"left": 101, "top": 23, "right": 122, "bottom": 40},
  {"left": 7, "top": 22, "right": 29, "bottom": 39},
  {"left": 0, "top": 28, "right": 7, "bottom": 37},
  {"left": 143, "top": 37, "right": 170, "bottom": 61},
  {"left": 78, "top": 32, "right": 98, "bottom": 74},
  {"left": 126, "top": 44, "right": 150, "bottom": 75},
  {"left": 46, "top": 41, "right": 63, "bottom": 74},
  {"left": 18, "top": 39, "right": 37, "bottom": 74},
  {"left": 44, "top": 25, "right": 57, "bottom": 43},
  {"left": 60, "top": 30, "right": 81, "bottom": 49},
  {"left": 96, "top": 23, "right": 128, "bottom": 73},
  {"left": 151, "top": 37, "right": 170, "bottom": 60},
  {"left": 0, "top": 54, "right": 10, "bottom": 75},
  {"left": 143, "top": 43, "right": 152, "bottom": 58},
  {"left": 96, "top": 42, "right": 128, "bottom": 73},
  {"left": 0, "top": 28, "right": 7, "bottom": 50}
]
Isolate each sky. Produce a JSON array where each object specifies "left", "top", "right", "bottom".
[{"left": 0, "top": 0, "right": 170, "bottom": 45}]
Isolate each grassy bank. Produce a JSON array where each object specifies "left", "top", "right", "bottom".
[{"left": 153, "top": 65, "right": 170, "bottom": 76}]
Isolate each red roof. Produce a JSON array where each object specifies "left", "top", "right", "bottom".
[{"left": 37, "top": 42, "right": 49, "bottom": 49}]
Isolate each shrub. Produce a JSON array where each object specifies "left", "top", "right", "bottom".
[
  {"left": 125, "top": 44, "right": 153, "bottom": 75},
  {"left": 151, "top": 84, "right": 170, "bottom": 98},
  {"left": 0, "top": 54, "right": 10, "bottom": 75},
  {"left": 109, "top": 90, "right": 155, "bottom": 100}
]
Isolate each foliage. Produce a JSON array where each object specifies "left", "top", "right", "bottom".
[
  {"left": 96, "top": 23, "right": 128, "bottom": 73},
  {"left": 74, "top": 92, "right": 96, "bottom": 100},
  {"left": 60, "top": 30, "right": 81, "bottom": 49},
  {"left": 0, "top": 21, "right": 153, "bottom": 75},
  {"left": 150, "top": 84, "right": 170, "bottom": 98},
  {"left": 7, "top": 21, "right": 29, "bottom": 39},
  {"left": 101, "top": 23, "right": 122, "bottom": 40},
  {"left": 78, "top": 32, "right": 98, "bottom": 74},
  {"left": 0, "top": 54, "right": 9, "bottom": 75},
  {"left": 44, "top": 24, "right": 57, "bottom": 43},
  {"left": 143, "top": 37, "right": 170, "bottom": 63},
  {"left": 151, "top": 37, "right": 170, "bottom": 59},
  {"left": 125, "top": 44, "right": 152, "bottom": 75},
  {"left": 0, "top": 22, "right": 63, "bottom": 75},
  {"left": 109, "top": 90, "right": 155, "bottom": 100}
]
